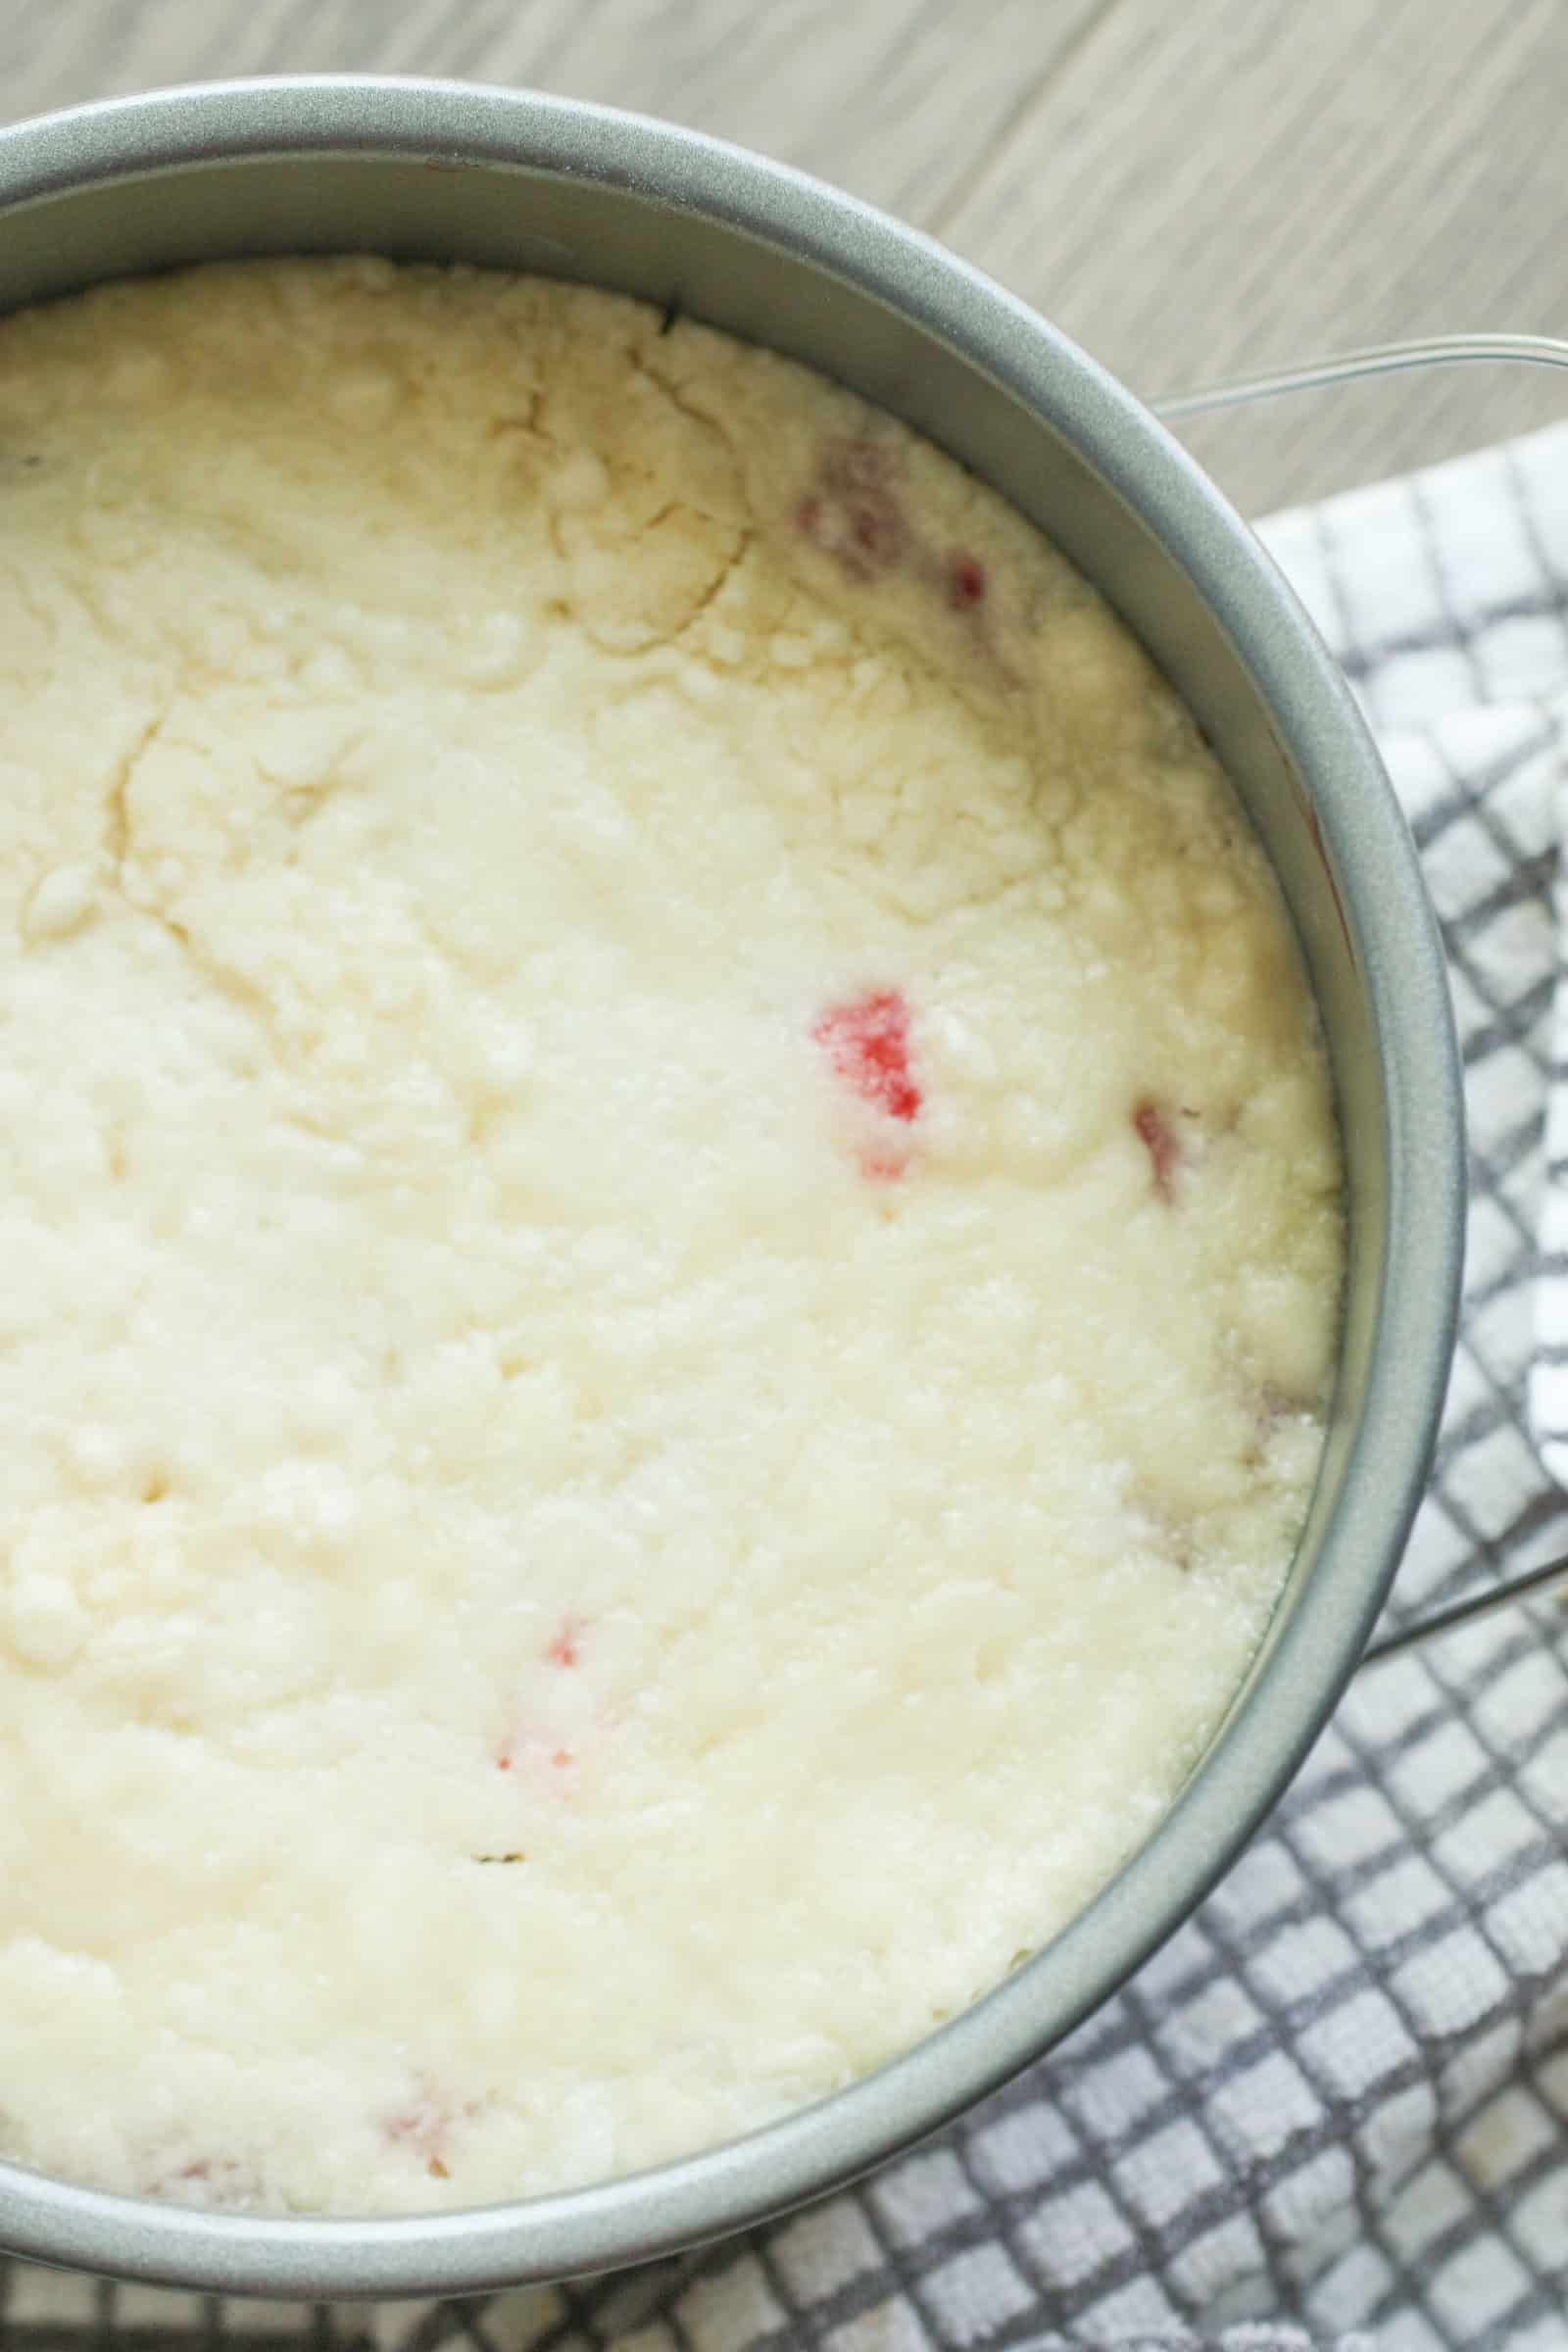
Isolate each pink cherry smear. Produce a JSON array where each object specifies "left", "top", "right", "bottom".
[
  {"left": 1132, "top": 1098, "right": 1200, "bottom": 1203},
  {"left": 813, "top": 991, "right": 922, "bottom": 1126},
  {"left": 546, "top": 1614, "right": 584, "bottom": 1670},
  {"left": 1133, "top": 1100, "right": 1177, "bottom": 1200},
  {"left": 388, "top": 2093, "right": 451, "bottom": 2180},
  {"left": 495, "top": 1732, "right": 580, "bottom": 1792}
]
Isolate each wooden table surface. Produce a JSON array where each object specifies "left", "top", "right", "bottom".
[{"left": 6, "top": 0, "right": 1568, "bottom": 515}]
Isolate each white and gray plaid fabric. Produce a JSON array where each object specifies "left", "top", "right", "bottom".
[{"left": 5, "top": 430, "right": 1568, "bottom": 2352}]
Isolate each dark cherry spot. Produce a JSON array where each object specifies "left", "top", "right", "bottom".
[
  {"left": 948, "top": 553, "right": 986, "bottom": 611},
  {"left": 1133, "top": 1099, "right": 1179, "bottom": 1202},
  {"left": 813, "top": 991, "right": 922, "bottom": 1127},
  {"left": 853, "top": 506, "right": 893, "bottom": 558},
  {"left": 796, "top": 440, "right": 906, "bottom": 582}
]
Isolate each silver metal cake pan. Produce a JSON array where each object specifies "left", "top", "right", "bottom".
[{"left": 0, "top": 75, "right": 1464, "bottom": 2302}]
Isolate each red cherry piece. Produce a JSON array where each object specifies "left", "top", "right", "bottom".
[
  {"left": 948, "top": 554, "right": 986, "bottom": 611},
  {"left": 813, "top": 991, "right": 922, "bottom": 1126}
]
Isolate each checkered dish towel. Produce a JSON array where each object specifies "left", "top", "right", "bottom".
[{"left": 6, "top": 433, "right": 1568, "bottom": 2352}]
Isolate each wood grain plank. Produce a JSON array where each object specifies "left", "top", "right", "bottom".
[
  {"left": 936, "top": 0, "right": 1568, "bottom": 512},
  {"left": 0, "top": 0, "right": 1108, "bottom": 229}
]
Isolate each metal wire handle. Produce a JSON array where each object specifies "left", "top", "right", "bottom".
[
  {"left": 1360, "top": 1550, "right": 1568, "bottom": 1670},
  {"left": 1153, "top": 330, "right": 1568, "bottom": 422},
  {"left": 1154, "top": 332, "right": 1568, "bottom": 1668}
]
